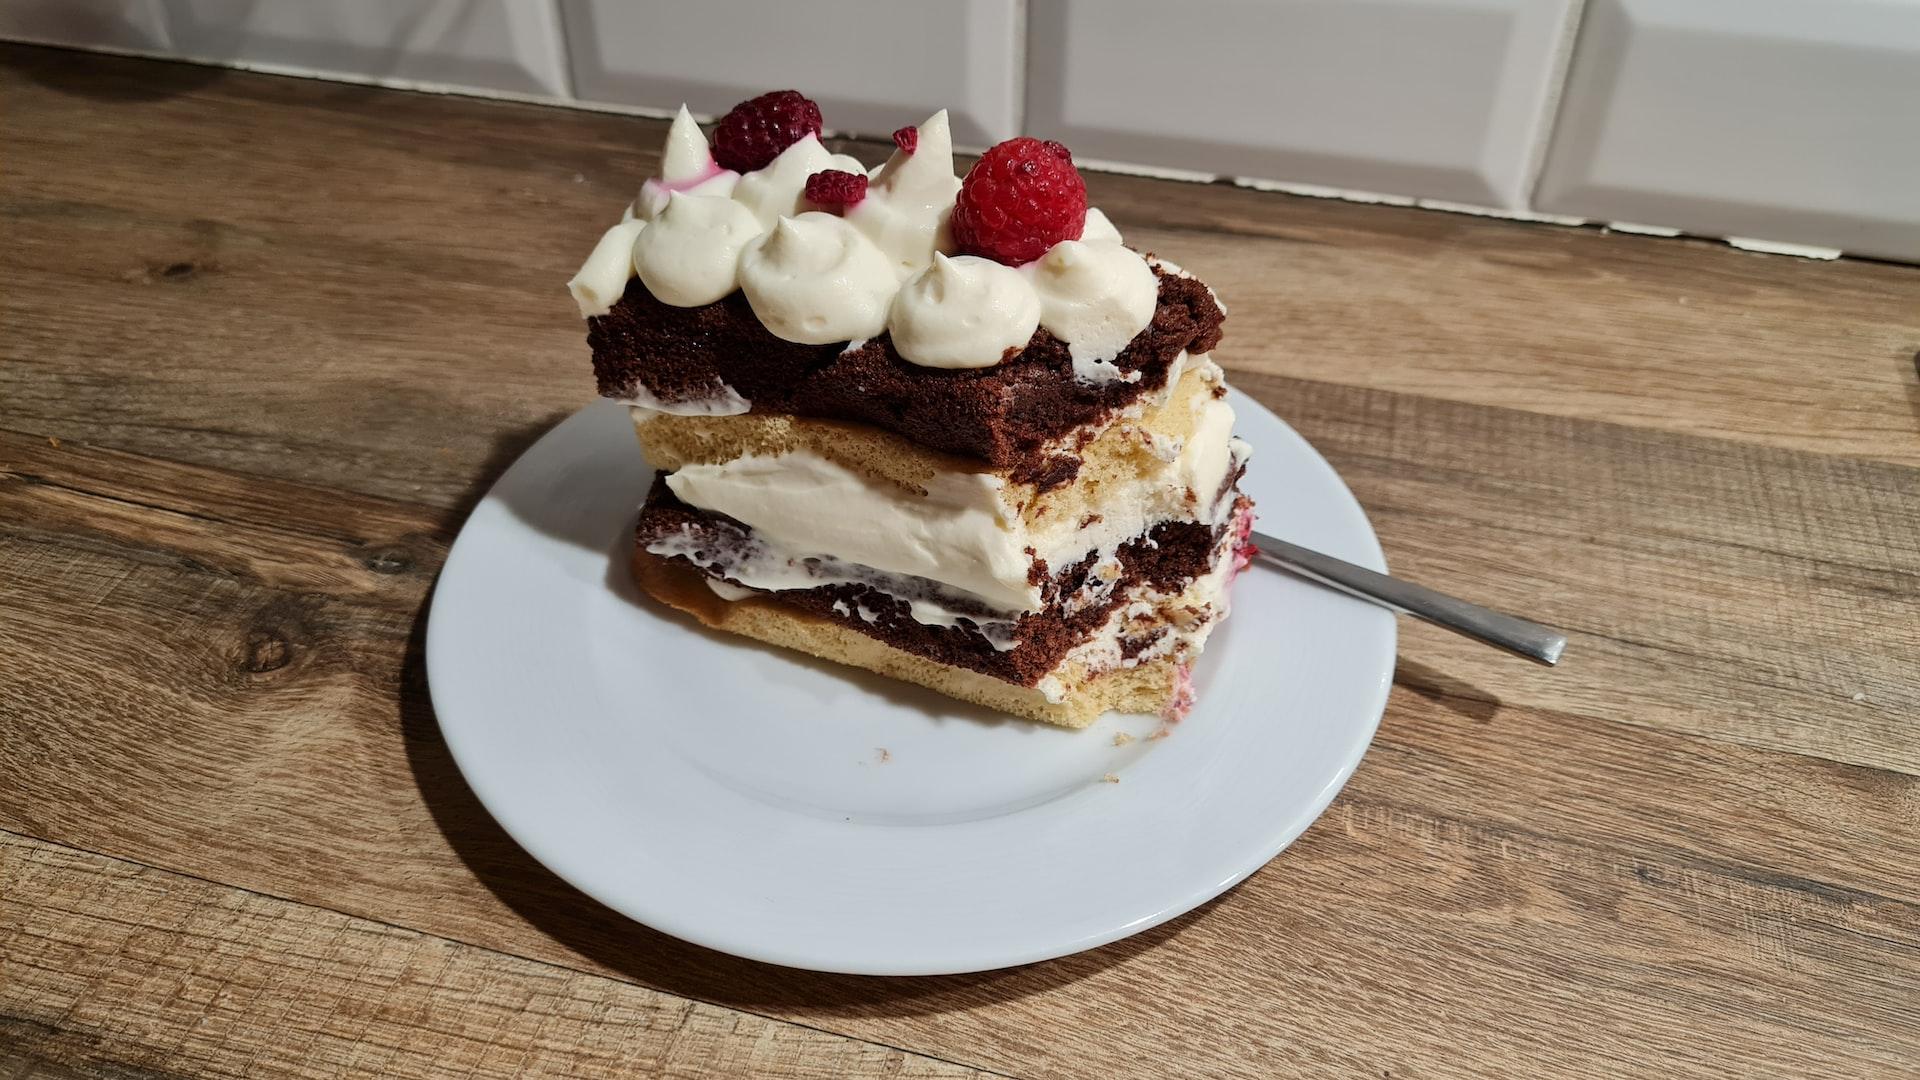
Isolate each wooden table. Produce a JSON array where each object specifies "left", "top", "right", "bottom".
[{"left": 4, "top": 46, "right": 1917, "bottom": 1079}]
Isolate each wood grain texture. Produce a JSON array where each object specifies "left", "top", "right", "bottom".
[
  {"left": 4, "top": 420, "right": 1917, "bottom": 1077},
  {"left": 4, "top": 45, "right": 1920, "bottom": 1080},
  {"left": 1236, "top": 370, "right": 1920, "bottom": 775},
  {"left": 1095, "top": 179, "right": 1920, "bottom": 468},
  {"left": 2, "top": 44, "right": 1914, "bottom": 519},
  {"left": 0, "top": 832, "right": 990, "bottom": 1079}
]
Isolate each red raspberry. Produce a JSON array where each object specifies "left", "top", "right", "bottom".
[
  {"left": 803, "top": 169, "right": 868, "bottom": 214},
  {"left": 711, "top": 90, "right": 823, "bottom": 173},
  {"left": 892, "top": 125, "right": 918, "bottom": 154},
  {"left": 951, "top": 137, "right": 1087, "bottom": 266}
]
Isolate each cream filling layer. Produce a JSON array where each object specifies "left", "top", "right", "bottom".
[
  {"left": 645, "top": 523, "right": 1022, "bottom": 650},
  {"left": 663, "top": 454, "right": 1029, "bottom": 611},
  {"left": 621, "top": 379, "right": 750, "bottom": 416},
  {"left": 657, "top": 389, "right": 1241, "bottom": 620}
]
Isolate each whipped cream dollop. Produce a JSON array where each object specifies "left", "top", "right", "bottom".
[
  {"left": 850, "top": 110, "right": 962, "bottom": 279},
  {"left": 729, "top": 135, "right": 867, "bottom": 229},
  {"left": 739, "top": 212, "right": 897, "bottom": 344},
  {"left": 574, "top": 102, "right": 1176, "bottom": 371},
  {"left": 889, "top": 253, "right": 1039, "bottom": 368},
  {"left": 567, "top": 218, "right": 647, "bottom": 317},
  {"left": 730, "top": 135, "right": 833, "bottom": 227},
  {"left": 1028, "top": 240, "right": 1159, "bottom": 379},
  {"left": 635, "top": 106, "right": 739, "bottom": 220},
  {"left": 633, "top": 192, "right": 763, "bottom": 307},
  {"left": 1081, "top": 206, "right": 1123, "bottom": 244}
]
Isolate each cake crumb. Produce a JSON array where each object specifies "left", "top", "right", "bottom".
[
  {"left": 1146, "top": 727, "right": 1172, "bottom": 741},
  {"left": 1112, "top": 731, "right": 1135, "bottom": 747},
  {"left": 1851, "top": 692, "right": 1868, "bottom": 704},
  {"left": 46, "top": 436, "right": 59, "bottom": 448},
  {"left": 1100, "top": 773, "right": 1120, "bottom": 784},
  {"left": 874, "top": 747, "right": 892, "bottom": 764}
]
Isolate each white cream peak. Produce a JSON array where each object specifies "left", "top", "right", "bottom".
[
  {"left": 660, "top": 105, "right": 713, "bottom": 182},
  {"left": 871, "top": 110, "right": 960, "bottom": 208},
  {"left": 1082, "top": 206, "right": 1123, "bottom": 244},
  {"left": 567, "top": 218, "right": 646, "bottom": 317},
  {"left": 889, "top": 253, "right": 1040, "bottom": 369},
  {"left": 635, "top": 105, "right": 738, "bottom": 220},
  {"left": 739, "top": 213, "right": 898, "bottom": 344},
  {"left": 633, "top": 192, "right": 763, "bottom": 307},
  {"left": 849, "top": 197, "right": 951, "bottom": 280},
  {"left": 731, "top": 134, "right": 835, "bottom": 229},
  {"left": 851, "top": 110, "right": 961, "bottom": 280}
]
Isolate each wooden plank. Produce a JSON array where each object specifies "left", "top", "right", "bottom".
[
  {"left": 0, "top": 832, "right": 993, "bottom": 1080},
  {"left": 1240, "top": 370, "right": 1920, "bottom": 776},
  {"left": 4, "top": 45, "right": 1918, "bottom": 1080},
  {"left": 3, "top": 434, "right": 1916, "bottom": 1077},
  {"left": 0, "top": 48, "right": 607, "bottom": 511},
  {"left": 2, "top": 45, "right": 1915, "bottom": 531},
  {"left": 1090, "top": 165, "right": 1920, "bottom": 469},
  {"left": 9, "top": 336, "right": 1916, "bottom": 777}
]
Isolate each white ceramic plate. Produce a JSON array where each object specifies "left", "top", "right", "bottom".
[{"left": 428, "top": 391, "right": 1395, "bottom": 975}]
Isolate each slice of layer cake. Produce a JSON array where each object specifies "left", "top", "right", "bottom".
[{"left": 568, "top": 91, "right": 1255, "bottom": 727}]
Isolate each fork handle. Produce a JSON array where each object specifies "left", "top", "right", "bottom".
[{"left": 1250, "top": 531, "right": 1567, "bottom": 666}]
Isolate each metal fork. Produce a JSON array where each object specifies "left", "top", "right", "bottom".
[{"left": 1250, "top": 530, "right": 1567, "bottom": 666}]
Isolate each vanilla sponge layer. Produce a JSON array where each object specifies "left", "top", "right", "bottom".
[{"left": 632, "top": 353, "right": 1225, "bottom": 530}]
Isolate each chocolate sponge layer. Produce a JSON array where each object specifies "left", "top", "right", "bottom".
[{"left": 589, "top": 268, "right": 1225, "bottom": 471}]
